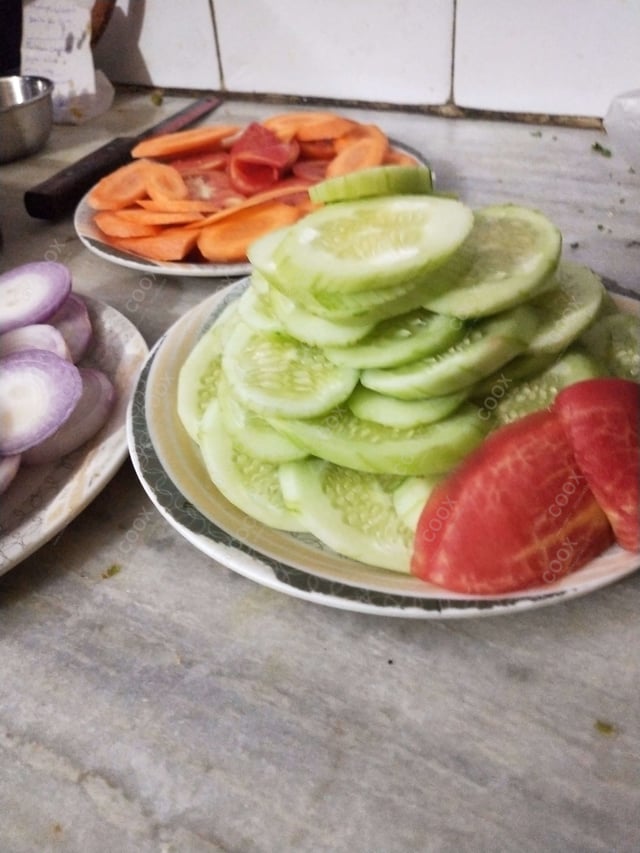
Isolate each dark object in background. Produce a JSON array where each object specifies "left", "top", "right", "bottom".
[
  {"left": 0, "top": 0, "right": 22, "bottom": 75},
  {"left": 24, "top": 96, "right": 223, "bottom": 219},
  {"left": 90, "top": 0, "right": 116, "bottom": 47}
]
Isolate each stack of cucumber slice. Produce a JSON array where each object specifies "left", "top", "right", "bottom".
[{"left": 177, "top": 165, "right": 638, "bottom": 574}]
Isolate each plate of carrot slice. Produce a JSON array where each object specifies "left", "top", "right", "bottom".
[{"left": 74, "top": 111, "right": 425, "bottom": 278}]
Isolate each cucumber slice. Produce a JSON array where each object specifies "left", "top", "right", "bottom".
[
  {"left": 309, "top": 165, "right": 433, "bottom": 205},
  {"left": 360, "top": 305, "right": 539, "bottom": 399},
  {"left": 268, "top": 404, "right": 489, "bottom": 476},
  {"left": 217, "top": 377, "right": 308, "bottom": 464},
  {"left": 493, "top": 348, "right": 604, "bottom": 426},
  {"left": 249, "top": 227, "right": 435, "bottom": 324},
  {"left": 423, "top": 204, "right": 562, "bottom": 318},
  {"left": 323, "top": 307, "right": 466, "bottom": 369},
  {"left": 347, "top": 384, "right": 467, "bottom": 428},
  {"left": 526, "top": 261, "right": 604, "bottom": 355},
  {"left": 268, "top": 284, "right": 376, "bottom": 347},
  {"left": 236, "top": 279, "right": 284, "bottom": 333},
  {"left": 470, "top": 351, "right": 557, "bottom": 401},
  {"left": 221, "top": 321, "right": 359, "bottom": 418},
  {"left": 392, "top": 476, "right": 441, "bottom": 530},
  {"left": 247, "top": 226, "right": 290, "bottom": 279},
  {"left": 177, "top": 300, "right": 240, "bottom": 443},
  {"left": 271, "top": 195, "right": 474, "bottom": 296},
  {"left": 279, "top": 457, "right": 414, "bottom": 572},
  {"left": 198, "top": 400, "right": 304, "bottom": 532},
  {"left": 579, "top": 311, "right": 640, "bottom": 381},
  {"left": 271, "top": 272, "right": 432, "bottom": 324}
]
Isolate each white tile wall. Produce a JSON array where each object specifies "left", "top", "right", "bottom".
[
  {"left": 213, "top": 0, "right": 454, "bottom": 104},
  {"left": 454, "top": 0, "right": 640, "bottom": 118},
  {"left": 92, "top": 0, "right": 640, "bottom": 119},
  {"left": 93, "top": 0, "right": 220, "bottom": 90}
]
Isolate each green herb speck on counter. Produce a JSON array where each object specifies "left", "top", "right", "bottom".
[{"left": 592, "top": 141, "right": 612, "bottom": 157}]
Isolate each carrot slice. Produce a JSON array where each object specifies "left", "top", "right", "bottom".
[
  {"left": 136, "top": 197, "right": 228, "bottom": 213},
  {"left": 111, "top": 226, "right": 200, "bottom": 262},
  {"left": 143, "top": 162, "right": 189, "bottom": 202},
  {"left": 326, "top": 125, "right": 389, "bottom": 178},
  {"left": 298, "top": 139, "right": 337, "bottom": 160},
  {"left": 333, "top": 122, "right": 389, "bottom": 152},
  {"left": 87, "top": 159, "right": 152, "bottom": 211},
  {"left": 197, "top": 201, "right": 302, "bottom": 262},
  {"left": 188, "top": 179, "right": 312, "bottom": 230},
  {"left": 114, "top": 208, "right": 204, "bottom": 225},
  {"left": 384, "top": 147, "right": 420, "bottom": 166},
  {"left": 94, "top": 211, "right": 162, "bottom": 238},
  {"left": 261, "top": 111, "right": 348, "bottom": 142},
  {"left": 130, "top": 124, "right": 240, "bottom": 159},
  {"left": 295, "top": 115, "right": 357, "bottom": 142}
]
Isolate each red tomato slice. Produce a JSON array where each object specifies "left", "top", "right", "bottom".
[
  {"left": 554, "top": 378, "right": 639, "bottom": 552},
  {"left": 169, "top": 151, "right": 229, "bottom": 175},
  {"left": 411, "top": 409, "right": 614, "bottom": 595},
  {"left": 229, "top": 122, "right": 300, "bottom": 194}
]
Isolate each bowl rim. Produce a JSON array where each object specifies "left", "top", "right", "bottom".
[{"left": 0, "top": 75, "right": 54, "bottom": 113}]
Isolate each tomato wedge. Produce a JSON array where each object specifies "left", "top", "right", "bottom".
[
  {"left": 554, "top": 378, "right": 639, "bottom": 552},
  {"left": 228, "top": 122, "right": 300, "bottom": 194},
  {"left": 411, "top": 409, "right": 614, "bottom": 594}
]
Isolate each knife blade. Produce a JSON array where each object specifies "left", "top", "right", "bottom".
[{"left": 24, "top": 95, "right": 223, "bottom": 221}]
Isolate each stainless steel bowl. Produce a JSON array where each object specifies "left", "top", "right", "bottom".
[{"left": 0, "top": 75, "right": 54, "bottom": 164}]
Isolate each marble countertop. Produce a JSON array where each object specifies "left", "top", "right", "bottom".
[{"left": 0, "top": 92, "right": 639, "bottom": 853}]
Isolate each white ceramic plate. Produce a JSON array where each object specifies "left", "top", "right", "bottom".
[
  {"left": 0, "top": 297, "right": 149, "bottom": 575},
  {"left": 127, "top": 279, "right": 640, "bottom": 618},
  {"left": 73, "top": 137, "right": 427, "bottom": 279},
  {"left": 73, "top": 192, "right": 251, "bottom": 278}
]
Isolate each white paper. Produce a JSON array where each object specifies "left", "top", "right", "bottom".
[{"left": 20, "top": 0, "right": 113, "bottom": 124}]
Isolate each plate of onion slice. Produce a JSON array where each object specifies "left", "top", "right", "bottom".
[{"left": 0, "top": 262, "right": 149, "bottom": 575}]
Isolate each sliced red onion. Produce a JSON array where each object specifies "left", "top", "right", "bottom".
[
  {"left": 22, "top": 368, "right": 115, "bottom": 466},
  {"left": 0, "top": 262, "right": 72, "bottom": 334},
  {"left": 0, "top": 453, "right": 21, "bottom": 495},
  {"left": 0, "top": 348, "right": 82, "bottom": 456},
  {"left": 49, "top": 293, "right": 93, "bottom": 363},
  {"left": 0, "top": 323, "right": 71, "bottom": 360}
]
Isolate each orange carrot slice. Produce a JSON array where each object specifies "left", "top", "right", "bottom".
[
  {"left": 197, "top": 201, "right": 302, "bottom": 262},
  {"left": 333, "top": 122, "right": 389, "bottom": 152},
  {"left": 130, "top": 124, "right": 240, "bottom": 159},
  {"left": 187, "top": 179, "right": 312, "bottom": 230},
  {"left": 326, "top": 125, "right": 389, "bottom": 178},
  {"left": 114, "top": 208, "right": 204, "bottom": 225},
  {"left": 262, "top": 111, "right": 349, "bottom": 142},
  {"left": 94, "top": 211, "right": 162, "bottom": 238},
  {"left": 143, "top": 162, "right": 189, "bottom": 202},
  {"left": 384, "top": 147, "right": 420, "bottom": 166},
  {"left": 261, "top": 110, "right": 356, "bottom": 142},
  {"left": 87, "top": 159, "right": 152, "bottom": 211},
  {"left": 298, "top": 139, "right": 337, "bottom": 160},
  {"left": 295, "top": 115, "right": 357, "bottom": 142},
  {"left": 111, "top": 226, "right": 200, "bottom": 262},
  {"left": 136, "top": 198, "right": 228, "bottom": 213}
]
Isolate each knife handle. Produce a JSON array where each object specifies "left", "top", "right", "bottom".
[{"left": 24, "top": 136, "right": 135, "bottom": 220}]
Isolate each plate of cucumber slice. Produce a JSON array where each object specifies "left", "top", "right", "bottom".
[{"left": 127, "top": 267, "right": 640, "bottom": 618}]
